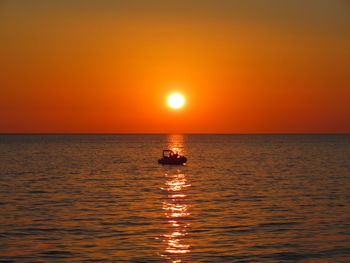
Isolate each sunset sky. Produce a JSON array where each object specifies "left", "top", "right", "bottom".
[{"left": 1, "top": 0, "right": 349, "bottom": 133}]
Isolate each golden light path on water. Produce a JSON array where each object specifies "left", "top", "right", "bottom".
[{"left": 160, "top": 134, "right": 191, "bottom": 262}]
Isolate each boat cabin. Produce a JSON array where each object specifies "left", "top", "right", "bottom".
[{"left": 162, "top": 149, "right": 178, "bottom": 158}]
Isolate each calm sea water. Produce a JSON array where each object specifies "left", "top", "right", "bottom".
[{"left": 0, "top": 134, "right": 349, "bottom": 262}]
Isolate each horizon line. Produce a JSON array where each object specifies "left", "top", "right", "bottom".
[{"left": 0, "top": 132, "right": 349, "bottom": 135}]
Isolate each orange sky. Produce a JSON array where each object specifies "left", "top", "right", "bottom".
[{"left": 1, "top": 0, "right": 349, "bottom": 133}]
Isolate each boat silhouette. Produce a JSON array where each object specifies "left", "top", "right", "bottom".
[{"left": 158, "top": 150, "right": 187, "bottom": 165}]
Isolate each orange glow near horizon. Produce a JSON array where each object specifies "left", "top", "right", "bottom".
[{"left": 0, "top": 1, "right": 349, "bottom": 133}]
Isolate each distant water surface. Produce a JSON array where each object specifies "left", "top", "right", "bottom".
[{"left": 0, "top": 134, "right": 350, "bottom": 262}]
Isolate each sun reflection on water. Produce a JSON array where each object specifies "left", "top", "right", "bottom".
[
  {"left": 160, "top": 135, "right": 191, "bottom": 262},
  {"left": 161, "top": 171, "right": 191, "bottom": 261}
]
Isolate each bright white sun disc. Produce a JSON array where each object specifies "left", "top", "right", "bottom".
[{"left": 167, "top": 93, "right": 185, "bottom": 109}]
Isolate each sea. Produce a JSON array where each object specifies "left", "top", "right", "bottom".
[{"left": 0, "top": 134, "right": 349, "bottom": 262}]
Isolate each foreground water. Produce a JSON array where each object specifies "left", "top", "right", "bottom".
[{"left": 0, "top": 134, "right": 349, "bottom": 262}]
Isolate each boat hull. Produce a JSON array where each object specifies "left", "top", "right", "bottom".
[{"left": 158, "top": 157, "right": 187, "bottom": 165}]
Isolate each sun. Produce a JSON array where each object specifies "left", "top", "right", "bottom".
[{"left": 167, "top": 93, "right": 185, "bottom": 109}]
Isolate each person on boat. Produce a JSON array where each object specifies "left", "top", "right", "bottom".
[{"left": 169, "top": 151, "right": 178, "bottom": 159}]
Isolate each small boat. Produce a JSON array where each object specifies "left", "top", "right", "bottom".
[{"left": 158, "top": 150, "right": 187, "bottom": 165}]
